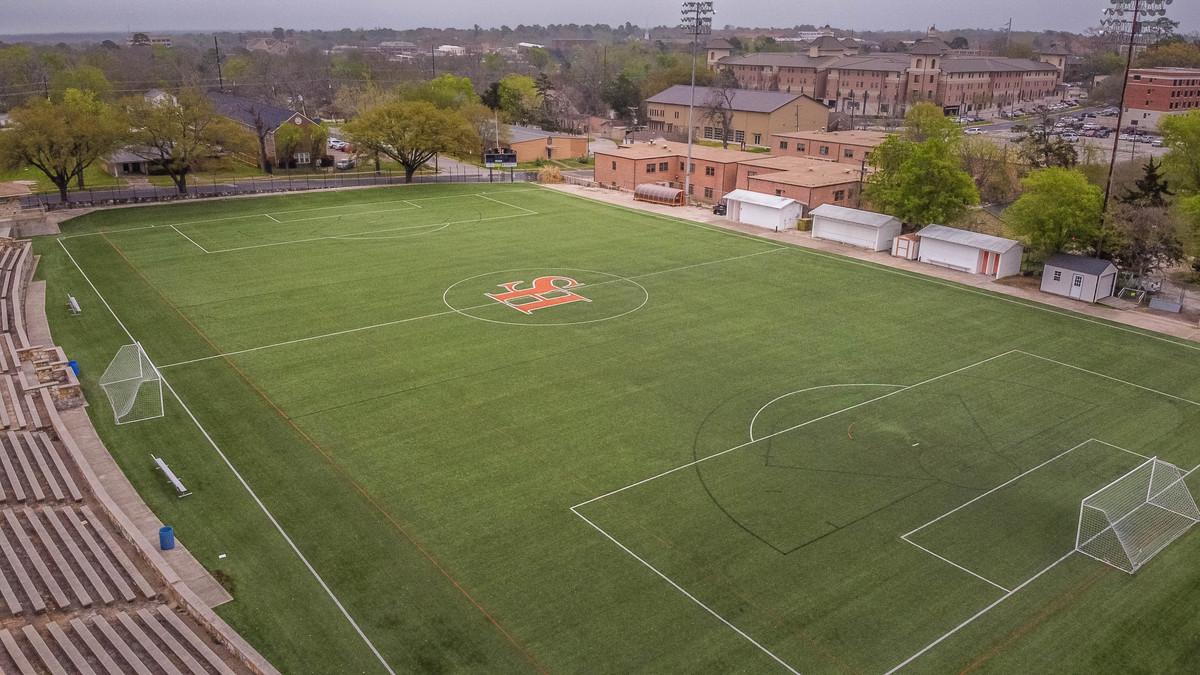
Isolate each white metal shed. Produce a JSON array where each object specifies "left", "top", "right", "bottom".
[
  {"left": 723, "top": 189, "right": 803, "bottom": 232},
  {"left": 1040, "top": 254, "right": 1118, "bottom": 303},
  {"left": 810, "top": 204, "right": 902, "bottom": 251},
  {"left": 914, "top": 225, "right": 1023, "bottom": 279}
]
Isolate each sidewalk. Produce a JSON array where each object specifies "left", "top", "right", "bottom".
[{"left": 542, "top": 182, "right": 1200, "bottom": 346}]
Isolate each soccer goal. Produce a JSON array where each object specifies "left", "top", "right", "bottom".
[
  {"left": 1076, "top": 457, "right": 1200, "bottom": 573},
  {"left": 98, "top": 342, "right": 164, "bottom": 425}
]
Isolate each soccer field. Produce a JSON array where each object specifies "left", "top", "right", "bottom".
[{"left": 36, "top": 182, "right": 1200, "bottom": 674}]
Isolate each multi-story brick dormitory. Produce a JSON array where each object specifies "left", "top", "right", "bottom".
[
  {"left": 1122, "top": 67, "right": 1200, "bottom": 131},
  {"left": 719, "top": 28, "right": 1066, "bottom": 118}
]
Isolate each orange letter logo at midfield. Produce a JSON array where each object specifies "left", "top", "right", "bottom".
[{"left": 485, "top": 276, "right": 592, "bottom": 315}]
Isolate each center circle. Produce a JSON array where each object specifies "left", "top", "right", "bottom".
[{"left": 442, "top": 267, "right": 649, "bottom": 326}]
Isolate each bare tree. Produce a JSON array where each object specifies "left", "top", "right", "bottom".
[{"left": 703, "top": 70, "right": 739, "bottom": 149}]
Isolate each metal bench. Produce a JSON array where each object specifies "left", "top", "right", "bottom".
[
  {"left": 152, "top": 455, "right": 190, "bottom": 497},
  {"left": 67, "top": 295, "right": 81, "bottom": 316}
]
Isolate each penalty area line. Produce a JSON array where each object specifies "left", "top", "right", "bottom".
[
  {"left": 56, "top": 236, "right": 398, "bottom": 675},
  {"left": 571, "top": 507, "right": 802, "bottom": 675}
]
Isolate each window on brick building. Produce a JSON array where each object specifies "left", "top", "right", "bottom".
[
  {"left": 646, "top": 163, "right": 656, "bottom": 173},
  {"left": 658, "top": 162, "right": 669, "bottom": 171},
  {"left": 834, "top": 190, "right": 846, "bottom": 201},
  {"left": 779, "top": 140, "right": 789, "bottom": 150},
  {"left": 611, "top": 161, "right": 616, "bottom": 170},
  {"left": 704, "top": 166, "right": 715, "bottom": 176},
  {"left": 703, "top": 187, "right": 713, "bottom": 198}
]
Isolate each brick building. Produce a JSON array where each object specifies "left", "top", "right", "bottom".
[
  {"left": 734, "top": 156, "right": 865, "bottom": 213},
  {"left": 1122, "top": 67, "right": 1200, "bottom": 131},
  {"left": 593, "top": 142, "right": 766, "bottom": 203},
  {"left": 719, "top": 29, "right": 1064, "bottom": 117},
  {"left": 769, "top": 130, "right": 890, "bottom": 165},
  {"left": 644, "top": 86, "right": 830, "bottom": 148}
]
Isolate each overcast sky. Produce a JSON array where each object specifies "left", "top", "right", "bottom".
[{"left": 2, "top": 0, "right": 1197, "bottom": 36}]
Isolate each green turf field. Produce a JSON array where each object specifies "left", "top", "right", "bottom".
[{"left": 35, "top": 183, "right": 1200, "bottom": 674}]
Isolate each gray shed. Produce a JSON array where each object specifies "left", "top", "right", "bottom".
[{"left": 1041, "top": 254, "right": 1118, "bottom": 303}]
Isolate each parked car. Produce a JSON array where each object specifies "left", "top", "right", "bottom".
[
  {"left": 1061, "top": 133, "right": 1080, "bottom": 142},
  {"left": 964, "top": 127, "right": 986, "bottom": 135},
  {"left": 712, "top": 200, "right": 727, "bottom": 216},
  {"left": 335, "top": 157, "right": 356, "bottom": 170}
]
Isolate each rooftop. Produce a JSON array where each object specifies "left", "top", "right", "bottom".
[
  {"left": 207, "top": 92, "right": 306, "bottom": 131},
  {"left": 916, "top": 224, "right": 1021, "bottom": 253},
  {"left": 646, "top": 85, "right": 809, "bottom": 114},
  {"left": 596, "top": 142, "right": 765, "bottom": 163},
  {"left": 1045, "top": 253, "right": 1117, "bottom": 276},
  {"left": 723, "top": 189, "right": 797, "bottom": 209},
  {"left": 810, "top": 204, "right": 901, "bottom": 228},
  {"left": 719, "top": 52, "right": 836, "bottom": 69},
  {"left": 741, "top": 156, "right": 864, "bottom": 187},
  {"left": 940, "top": 57, "right": 1059, "bottom": 74},
  {"left": 507, "top": 125, "right": 585, "bottom": 143},
  {"left": 772, "top": 129, "right": 892, "bottom": 146}
]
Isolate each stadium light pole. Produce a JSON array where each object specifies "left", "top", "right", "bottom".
[
  {"left": 1098, "top": 0, "right": 1171, "bottom": 255},
  {"left": 681, "top": 1, "right": 713, "bottom": 206}
]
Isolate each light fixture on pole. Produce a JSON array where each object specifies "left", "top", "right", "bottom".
[{"left": 681, "top": 1, "right": 714, "bottom": 206}]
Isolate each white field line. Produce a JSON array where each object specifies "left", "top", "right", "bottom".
[
  {"left": 539, "top": 185, "right": 1200, "bottom": 354},
  {"left": 56, "top": 237, "right": 396, "bottom": 675},
  {"left": 571, "top": 350, "right": 1020, "bottom": 510},
  {"left": 899, "top": 536, "right": 1010, "bottom": 593},
  {"left": 56, "top": 189, "right": 541, "bottom": 240},
  {"left": 1014, "top": 350, "right": 1200, "bottom": 407},
  {"left": 402, "top": 200, "right": 422, "bottom": 209},
  {"left": 475, "top": 192, "right": 537, "bottom": 215},
  {"left": 1089, "top": 439, "right": 1152, "bottom": 460},
  {"left": 748, "top": 384, "right": 907, "bottom": 442},
  {"left": 263, "top": 213, "right": 281, "bottom": 223},
  {"left": 570, "top": 507, "right": 802, "bottom": 675},
  {"left": 902, "top": 439, "right": 1098, "bottom": 539},
  {"left": 159, "top": 247, "right": 782, "bottom": 369},
  {"left": 882, "top": 549, "right": 1077, "bottom": 675},
  {"left": 203, "top": 211, "right": 529, "bottom": 254},
  {"left": 169, "top": 225, "right": 209, "bottom": 253}
]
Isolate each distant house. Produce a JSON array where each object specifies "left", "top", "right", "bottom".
[
  {"left": 507, "top": 126, "right": 589, "bottom": 163},
  {"left": 914, "top": 225, "right": 1023, "bottom": 279},
  {"left": 644, "top": 85, "right": 829, "bottom": 147},
  {"left": 101, "top": 148, "right": 157, "bottom": 177},
  {"left": 143, "top": 89, "right": 176, "bottom": 106},
  {"left": 127, "top": 33, "right": 172, "bottom": 48},
  {"left": 435, "top": 45, "right": 466, "bottom": 56},
  {"left": 1041, "top": 254, "right": 1118, "bottom": 302},
  {"left": 207, "top": 92, "right": 321, "bottom": 169},
  {"left": 706, "top": 38, "right": 734, "bottom": 70}
]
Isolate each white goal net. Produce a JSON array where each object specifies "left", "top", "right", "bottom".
[
  {"left": 1076, "top": 457, "right": 1200, "bottom": 573},
  {"left": 98, "top": 342, "right": 164, "bottom": 425}
]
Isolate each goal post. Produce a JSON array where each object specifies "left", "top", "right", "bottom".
[
  {"left": 98, "top": 342, "right": 164, "bottom": 425},
  {"left": 1076, "top": 457, "right": 1200, "bottom": 573}
]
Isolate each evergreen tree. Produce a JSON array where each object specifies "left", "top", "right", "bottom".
[{"left": 1120, "top": 158, "right": 1173, "bottom": 207}]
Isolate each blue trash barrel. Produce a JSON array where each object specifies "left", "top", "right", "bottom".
[
  {"left": 68, "top": 360, "right": 80, "bottom": 376},
  {"left": 159, "top": 525, "right": 175, "bottom": 551}
]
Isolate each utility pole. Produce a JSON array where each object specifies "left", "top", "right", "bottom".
[
  {"left": 431, "top": 45, "right": 437, "bottom": 77},
  {"left": 1003, "top": 18, "right": 1012, "bottom": 51},
  {"left": 214, "top": 36, "right": 224, "bottom": 90},
  {"left": 681, "top": 1, "right": 714, "bottom": 206}
]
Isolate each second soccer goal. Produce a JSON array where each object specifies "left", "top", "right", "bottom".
[{"left": 98, "top": 342, "right": 164, "bottom": 425}]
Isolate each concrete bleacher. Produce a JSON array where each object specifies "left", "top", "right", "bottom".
[{"left": 0, "top": 237, "right": 275, "bottom": 674}]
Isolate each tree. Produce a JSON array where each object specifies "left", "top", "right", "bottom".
[
  {"left": 948, "top": 37, "right": 969, "bottom": 50},
  {"left": 126, "top": 90, "right": 243, "bottom": 195},
  {"left": 1105, "top": 202, "right": 1186, "bottom": 284},
  {"left": 1120, "top": 158, "right": 1173, "bottom": 207},
  {"left": 1135, "top": 41, "right": 1200, "bottom": 69},
  {"left": 957, "top": 136, "right": 1018, "bottom": 204},
  {"left": 902, "top": 102, "right": 960, "bottom": 143},
  {"left": 702, "top": 69, "right": 738, "bottom": 148},
  {"left": 0, "top": 89, "right": 124, "bottom": 202},
  {"left": 1005, "top": 168, "right": 1103, "bottom": 258},
  {"left": 49, "top": 65, "right": 112, "bottom": 101},
  {"left": 273, "top": 122, "right": 328, "bottom": 168},
  {"left": 1017, "top": 115, "right": 1078, "bottom": 168},
  {"left": 400, "top": 74, "right": 478, "bottom": 110},
  {"left": 1160, "top": 111, "right": 1200, "bottom": 193},
  {"left": 863, "top": 103, "right": 978, "bottom": 225},
  {"left": 496, "top": 74, "right": 540, "bottom": 124},
  {"left": 344, "top": 100, "right": 479, "bottom": 182},
  {"left": 601, "top": 73, "right": 640, "bottom": 122}
]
